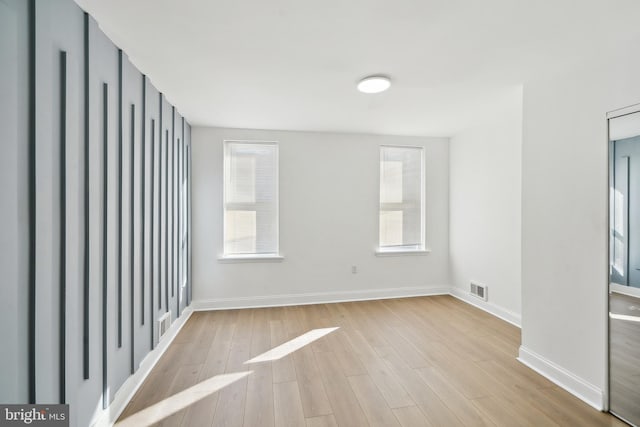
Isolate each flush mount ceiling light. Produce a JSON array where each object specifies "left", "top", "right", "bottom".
[{"left": 357, "top": 75, "right": 391, "bottom": 94}]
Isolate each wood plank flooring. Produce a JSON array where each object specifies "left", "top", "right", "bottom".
[{"left": 117, "top": 296, "right": 628, "bottom": 426}]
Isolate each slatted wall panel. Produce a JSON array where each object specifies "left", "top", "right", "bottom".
[{"left": 0, "top": 1, "right": 194, "bottom": 425}]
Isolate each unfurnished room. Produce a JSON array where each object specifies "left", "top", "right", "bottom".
[{"left": 2, "top": 0, "right": 640, "bottom": 426}]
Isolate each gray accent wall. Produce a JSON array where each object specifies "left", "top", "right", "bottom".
[
  {"left": 0, "top": 0, "right": 30, "bottom": 405},
  {"left": 0, "top": 1, "right": 193, "bottom": 425},
  {"left": 145, "top": 82, "right": 163, "bottom": 341}
]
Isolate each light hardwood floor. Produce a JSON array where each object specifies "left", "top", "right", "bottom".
[{"left": 117, "top": 296, "right": 628, "bottom": 426}]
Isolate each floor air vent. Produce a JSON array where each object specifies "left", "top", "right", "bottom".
[
  {"left": 155, "top": 311, "right": 172, "bottom": 345},
  {"left": 470, "top": 282, "right": 488, "bottom": 301}
]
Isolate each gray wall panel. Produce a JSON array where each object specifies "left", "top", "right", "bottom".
[
  {"left": 34, "top": 0, "right": 60, "bottom": 404},
  {"left": 158, "top": 94, "right": 164, "bottom": 314},
  {"left": 187, "top": 124, "right": 192, "bottom": 307},
  {"left": 0, "top": 0, "right": 30, "bottom": 404},
  {"left": 33, "top": 0, "right": 86, "bottom": 410},
  {"left": 1, "top": 1, "right": 192, "bottom": 424},
  {"left": 145, "top": 82, "right": 160, "bottom": 348},
  {"left": 117, "top": 51, "right": 122, "bottom": 349},
  {"left": 89, "top": 18, "right": 122, "bottom": 410},
  {"left": 175, "top": 112, "right": 187, "bottom": 317},
  {"left": 121, "top": 54, "right": 146, "bottom": 373},
  {"left": 162, "top": 97, "right": 173, "bottom": 316}
]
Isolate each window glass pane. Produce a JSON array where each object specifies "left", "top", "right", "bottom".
[
  {"left": 402, "top": 203, "right": 422, "bottom": 246},
  {"left": 380, "top": 160, "right": 403, "bottom": 203},
  {"left": 379, "top": 146, "right": 423, "bottom": 250},
  {"left": 224, "top": 141, "right": 279, "bottom": 255},
  {"left": 225, "top": 210, "right": 256, "bottom": 254},
  {"left": 380, "top": 210, "right": 403, "bottom": 247},
  {"left": 227, "top": 152, "right": 256, "bottom": 203}
]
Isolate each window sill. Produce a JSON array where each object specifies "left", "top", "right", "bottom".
[
  {"left": 218, "top": 254, "right": 284, "bottom": 263},
  {"left": 375, "top": 248, "right": 431, "bottom": 257}
]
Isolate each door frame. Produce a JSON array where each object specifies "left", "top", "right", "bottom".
[{"left": 606, "top": 102, "right": 640, "bottom": 422}]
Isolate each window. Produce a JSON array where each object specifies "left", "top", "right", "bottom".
[
  {"left": 378, "top": 145, "right": 424, "bottom": 252},
  {"left": 223, "top": 141, "right": 279, "bottom": 257}
]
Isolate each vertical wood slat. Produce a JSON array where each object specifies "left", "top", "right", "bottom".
[
  {"left": 173, "top": 112, "right": 178, "bottom": 318},
  {"left": 28, "top": 0, "right": 36, "bottom": 404},
  {"left": 129, "top": 103, "right": 135, "bottom": 374},
  {"left": 165, "top": 129, "right": 169, "bottom": 313},
  {"left": 82, "top": 11, "right": 90, "bottom": 382},
  {"left": 140, "top": 76, "right": 146, "bottom": 326},
  {"left": 58, "top": 49, "right": 67, "bottom": 405},
  {"left": 101, "top": 82, "right": 109, "bottom": 409},
  {"left": 187, "top": 141, "right": 191, "bottom": 307},
  {"left": 176, "top": 138, "right": 180, "bottom": 318},
  {"left": 176, "top": 138, "right": 184, "bottom": 316},
  {"left": 181, "top": 118, "right": 185, "bottom": 311},
  {"left": 150, "top": 118, "right": 155, "bottom": 348},
  {"left": 188, "top": 141, "right": 192, "bottom": 306},
  {"left": 117, "top": 50, "right": 123, "bottom": 349},
  {"left": 158, "top": 94, "right": 162, "bottom": 311},
  {"left": 171, "top": 108, "right": 175, "bottom": 300}
]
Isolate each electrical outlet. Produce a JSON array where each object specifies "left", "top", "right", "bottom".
[{"left": 351, "top": 265, "right": 357, "bottom": 274}]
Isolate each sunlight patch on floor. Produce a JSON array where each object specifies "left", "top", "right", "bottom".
[
  {"left": 245, "top": 327, "right": 340, "bottom": 364},
  {"left": 115, "top": 371, "right": 252, "bottom": 427},
  {"left": 117, "top": 327, "right": 340, "bottom": 425}
]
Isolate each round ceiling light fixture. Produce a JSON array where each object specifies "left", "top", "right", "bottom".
[{"left": 357, "top": 75, "right": 391, "bottom": 94}]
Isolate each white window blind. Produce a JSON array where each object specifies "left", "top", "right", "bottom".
[
  {"left": 379, "top": 146, "right": 424, "bottom": 251},
  {"left": 224, "top": 141, "right": 279, "bottom": 255}
]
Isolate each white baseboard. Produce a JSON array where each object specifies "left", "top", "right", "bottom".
[
  {"left": 91, "top": 307, "right": 194, "bottom": 427},
  {"left": 449, "top": 287, "right": 521, "bottom": 327},
  {"left": 518, "top": 346, "right": 605, "bottom": 411},
  {"left": 192, "top": 286, "right": 451, "bottom": 311},
  {"left": 610, "top": 282, "right": 640, "bottom": 298}
]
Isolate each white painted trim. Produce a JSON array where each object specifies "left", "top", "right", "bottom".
[
  {"left": 90, "top": 307, "right": 194, "bottom": 427},
  {"left": 610, "top": 282, "right": 640, "bottom": 298},
  {"left": 192, "top": 286, "right": 451, "bottom": 311},
  {"left": 374, "top": 249, "right": 431, "bottom": 256},
  {"left": 518, "top": 346, "right": 605, "bottom": 411},
  {"left": 450, "top": 287, "right": 521, "bottom": 327},
  {"left": 218, "top": 254, "right": 284, "bottom": 263},
  {"left": 607, "top": 102, "right": 640, "bottom": 119}
]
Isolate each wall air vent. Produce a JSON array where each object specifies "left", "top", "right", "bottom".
[
  {"left": 470, "top": 281, "right": 488, "bottom": 301},
  {"left": 155, "top": 311, "right": 172, "bottom": 345}
]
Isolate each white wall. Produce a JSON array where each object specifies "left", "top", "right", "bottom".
[
  {"left": 520, "top": 36, "right": 640, "bottom": 409},
  {"left": 449, "top": 87, "right": 522, "bottom": 325},
  {"left": 192, "top": 127, "right": 450, "bottom": 307}
]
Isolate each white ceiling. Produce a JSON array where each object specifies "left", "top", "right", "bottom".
[{"left": 74, "top": 0, "right": 640, "bottom": 136}]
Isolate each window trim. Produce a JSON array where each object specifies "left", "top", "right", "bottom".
[
  {"left": 375, "top": 248, "right": 431, "bottom": 256},
  {"left": 377, "top": 144, "right": 426, "bottom": 254},
  {"left": 218, "top": 253, "right": 284, "bottom": 262},
  {"left": 222, "top": 140, "right": 281, "bottom": 259}
]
